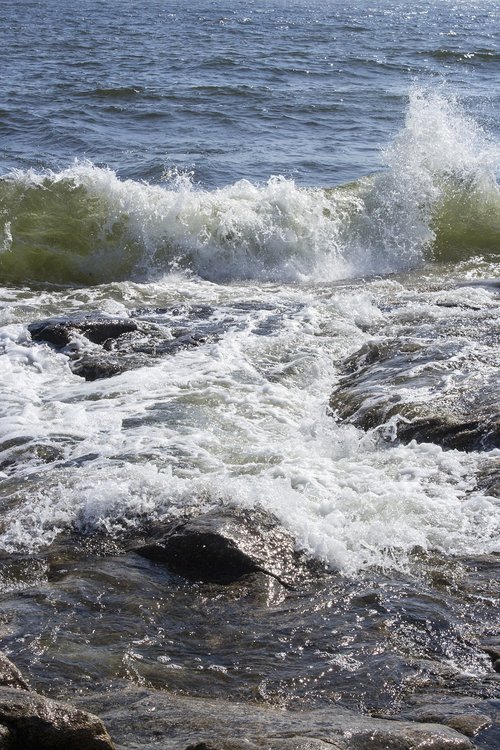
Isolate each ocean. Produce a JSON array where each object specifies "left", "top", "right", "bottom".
[{"left": 0, "top": 1, "right": 499, "bottom": 748}]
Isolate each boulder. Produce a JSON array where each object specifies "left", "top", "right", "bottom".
[
  {"left": 0, "top": 686, "right": 115, "bottom": 750},
  {"left": 0, "top": 724, "right": 14, "bottom": 750},
  {"left": 135, "top": 506, "right": 301, "bottom": 588},
  {"left": 28, "top": 317, "right": 139, "bottom": 347}
]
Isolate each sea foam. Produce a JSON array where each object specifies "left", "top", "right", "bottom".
[{"left": 0, "top": 90, "right": 498, "bottom": 286}]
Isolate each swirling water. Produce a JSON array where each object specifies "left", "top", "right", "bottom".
[{"left": 0, "top": 1, "right": 499, "bottom": 746}]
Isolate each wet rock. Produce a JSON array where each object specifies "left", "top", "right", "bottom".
[
  {"left": 28, "top": 310, "right": 220, "bottom": 381},
  {"left": 404, "top": 706, "right": 491, "bottom": 737},
  {"left": 479, "top": 636, "right": 500, "bottom": 672},
  {"left": 184, "top": 741, "right": 336, "bottom": 750},
  {"left": 74, "top": 687, "right": 475, "bottom": 750},
  {"left": 445, "top": 714, "right": 492, "bottom": 737},
  {"left": 476, "top": 458, "right": 500, "bottom": 498},
  {"left": 0, "top": 655, "right": 29, "bottom": 691},
  {"left": 0, "top": 686, "right": 115, "bottom": 750},
  {"left": 69, "top": 353, "right": 131, "bottom": 381},
  {"left": 0, "top": 724, "right": 14, "bottom": 749},
  {"left": 28, "top": 317, "right": 138, "bottom": 347},
  {"left": 135, "top": 506, "right": 301, "bottom": 588},
  {"left": 330, "top": 338, "right": 500, "bottom": 451},
  {"left": 481, "top": 638, "right": 500, "bottom": 663}
]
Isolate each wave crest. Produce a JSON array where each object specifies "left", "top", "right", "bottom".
[{"left": 0, "top": 90, "right": 498, "bottom": 285}]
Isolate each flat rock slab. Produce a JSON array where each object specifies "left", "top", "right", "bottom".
[
  {"left": 0, "top": 686, "right": 115, "bottom": 750},
  {"left": 74, "top": 687, "right": 476, "bottom": 750},
  {"left": 135, "top": 506, "right": 301, "bottom": 588}
]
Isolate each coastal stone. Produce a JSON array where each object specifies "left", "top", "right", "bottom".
[
  {"left": 184, "top": 741, "right": 336, "bottom": 750},
  {"left": 0, "top": 654, "right": 29, "bottom": 691},
  {"left": 404, "top": 707, "right": 491, "bottom": 737},
  {"left": 74, "top": 687, "right": 476, "bottom": 750},
  {"left": 479, "top": 637, "right": 500, "bottom": 663},
  {"left": 28, "top": 317, "right": 138, "bottom": 347},
  {"left": 445, "top": 714, "right": 492, "bottom": 736},
  {"left": 476, "top": 458, "right": 500, "bottom": 498},
  {"left": 0, "top": 686, "right": 115, "bottom": 750},
  {"left": 329, "top": 338, "right": 500, "bottom": 451},
  {"left": 135, "top": 506, "right": 300, "bottom": 587},
  {"left": 69, "top": 353, "right": 130, "bottom": 381},
  {"left": 28, "top": 310, "right": 220, "bottom": 380}
]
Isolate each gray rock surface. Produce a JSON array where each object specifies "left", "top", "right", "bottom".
[
  {"left": 28, "top": 308, "right": 220, "bottom": 381},
  {"left": 0, "top": 655, "right": 29, "bottom": 691},
  {"left": 0, "top": 723, "right": 13, "bottom": 749},
  {"left": 0, "top": 686, "right": 115, "bottom": 750},
  {"left": 329, "top": 338, "right": 499, "bottom": 451},
  {"left": 74, "top": 687, "right": 476, "bottom": 750}
]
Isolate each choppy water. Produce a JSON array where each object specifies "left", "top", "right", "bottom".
[{"left": 0, "top": 1, "right": 499, "bottom": 747}]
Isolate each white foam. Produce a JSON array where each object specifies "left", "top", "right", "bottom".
[
  {"left": 2, "top": 89, "right": 497, "bottom": 284},
  {"left": 0, "top": 282, "right": 498, "bottom": 572}
]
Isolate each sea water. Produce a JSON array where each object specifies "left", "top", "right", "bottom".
[{"left": 0, "top": 0, "right": 499, "bottom": 743}]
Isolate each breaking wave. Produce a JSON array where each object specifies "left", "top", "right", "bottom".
[{"left": 0, "top": 89, "right": 498, "bottom": 286}]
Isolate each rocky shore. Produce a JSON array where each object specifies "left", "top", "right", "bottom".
[
  {"left": 0, "top": 503, "right": 498, "bottom": 749},
  {"left": 0, "top": 287, "right": 497, "bottom": 750}
]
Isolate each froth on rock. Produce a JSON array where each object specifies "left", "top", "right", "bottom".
[
  {"left": 0, "top": 653, "right": 115, "bottom": 750},
  {"left": 135, "top": 506, "right": 302, "bottom": 588},
  {"left": 28, "top": 307, "right": 219, "bottom": 381},
  {"left": 330, "top": 339, "right": 500, "bottom": 452}
]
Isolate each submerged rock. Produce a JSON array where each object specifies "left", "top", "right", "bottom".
[
  {"left": 28, "top": 317, "right": 139, "bottom": 348},
  {"left": 476, "top": 457, "right": 500, "bottom": 498},
  {"left": 0, "top": 654, "right": 115, "bottom": 750},
  {"left": 135, "top": 506, "right": 301, "bottom": 588},
  {"left": 0, "top": 724, "right": 13, "bottom": 749},
  {"left": 330, "top": 338, "right": 500, "bottom": 451}
]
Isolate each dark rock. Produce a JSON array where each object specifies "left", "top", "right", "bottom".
[
  {"left": 0, "top": 655, "right": 28, "bottom": 691},
  {"left": 476, "top": 458, "right": 500, "bottom": 498},
  {"left": 330, "top": 338, "right": 500, "bottom": 451},
  {"left": 69, "top": 354, "right": 130, "bottom": 381},
  {"left": 28, "top": 317, "right": 138, "bottom": 348},
  {"left": 479, "top": 637, "right": 500, "bottom": 663},
  {"left": 0, "top": 724, "right": 14, "bottom": 750},
  {"left": 445, "top": 715, "right": 492, "bottom": 737},
  {"left": 74, "top": 687, "right": 476, "bottom": 750},
  {"left": 135, "top": 506, "right": 300, "bottom": 588},
  {"left": 28, "top": 310, "right": 220, "bottom": 380},
  {"left": 0, "top": 686, "right": 115, "bottom": 750},
  {"left": 405, "top": 706, "right": 491, "bottom": 737}
]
